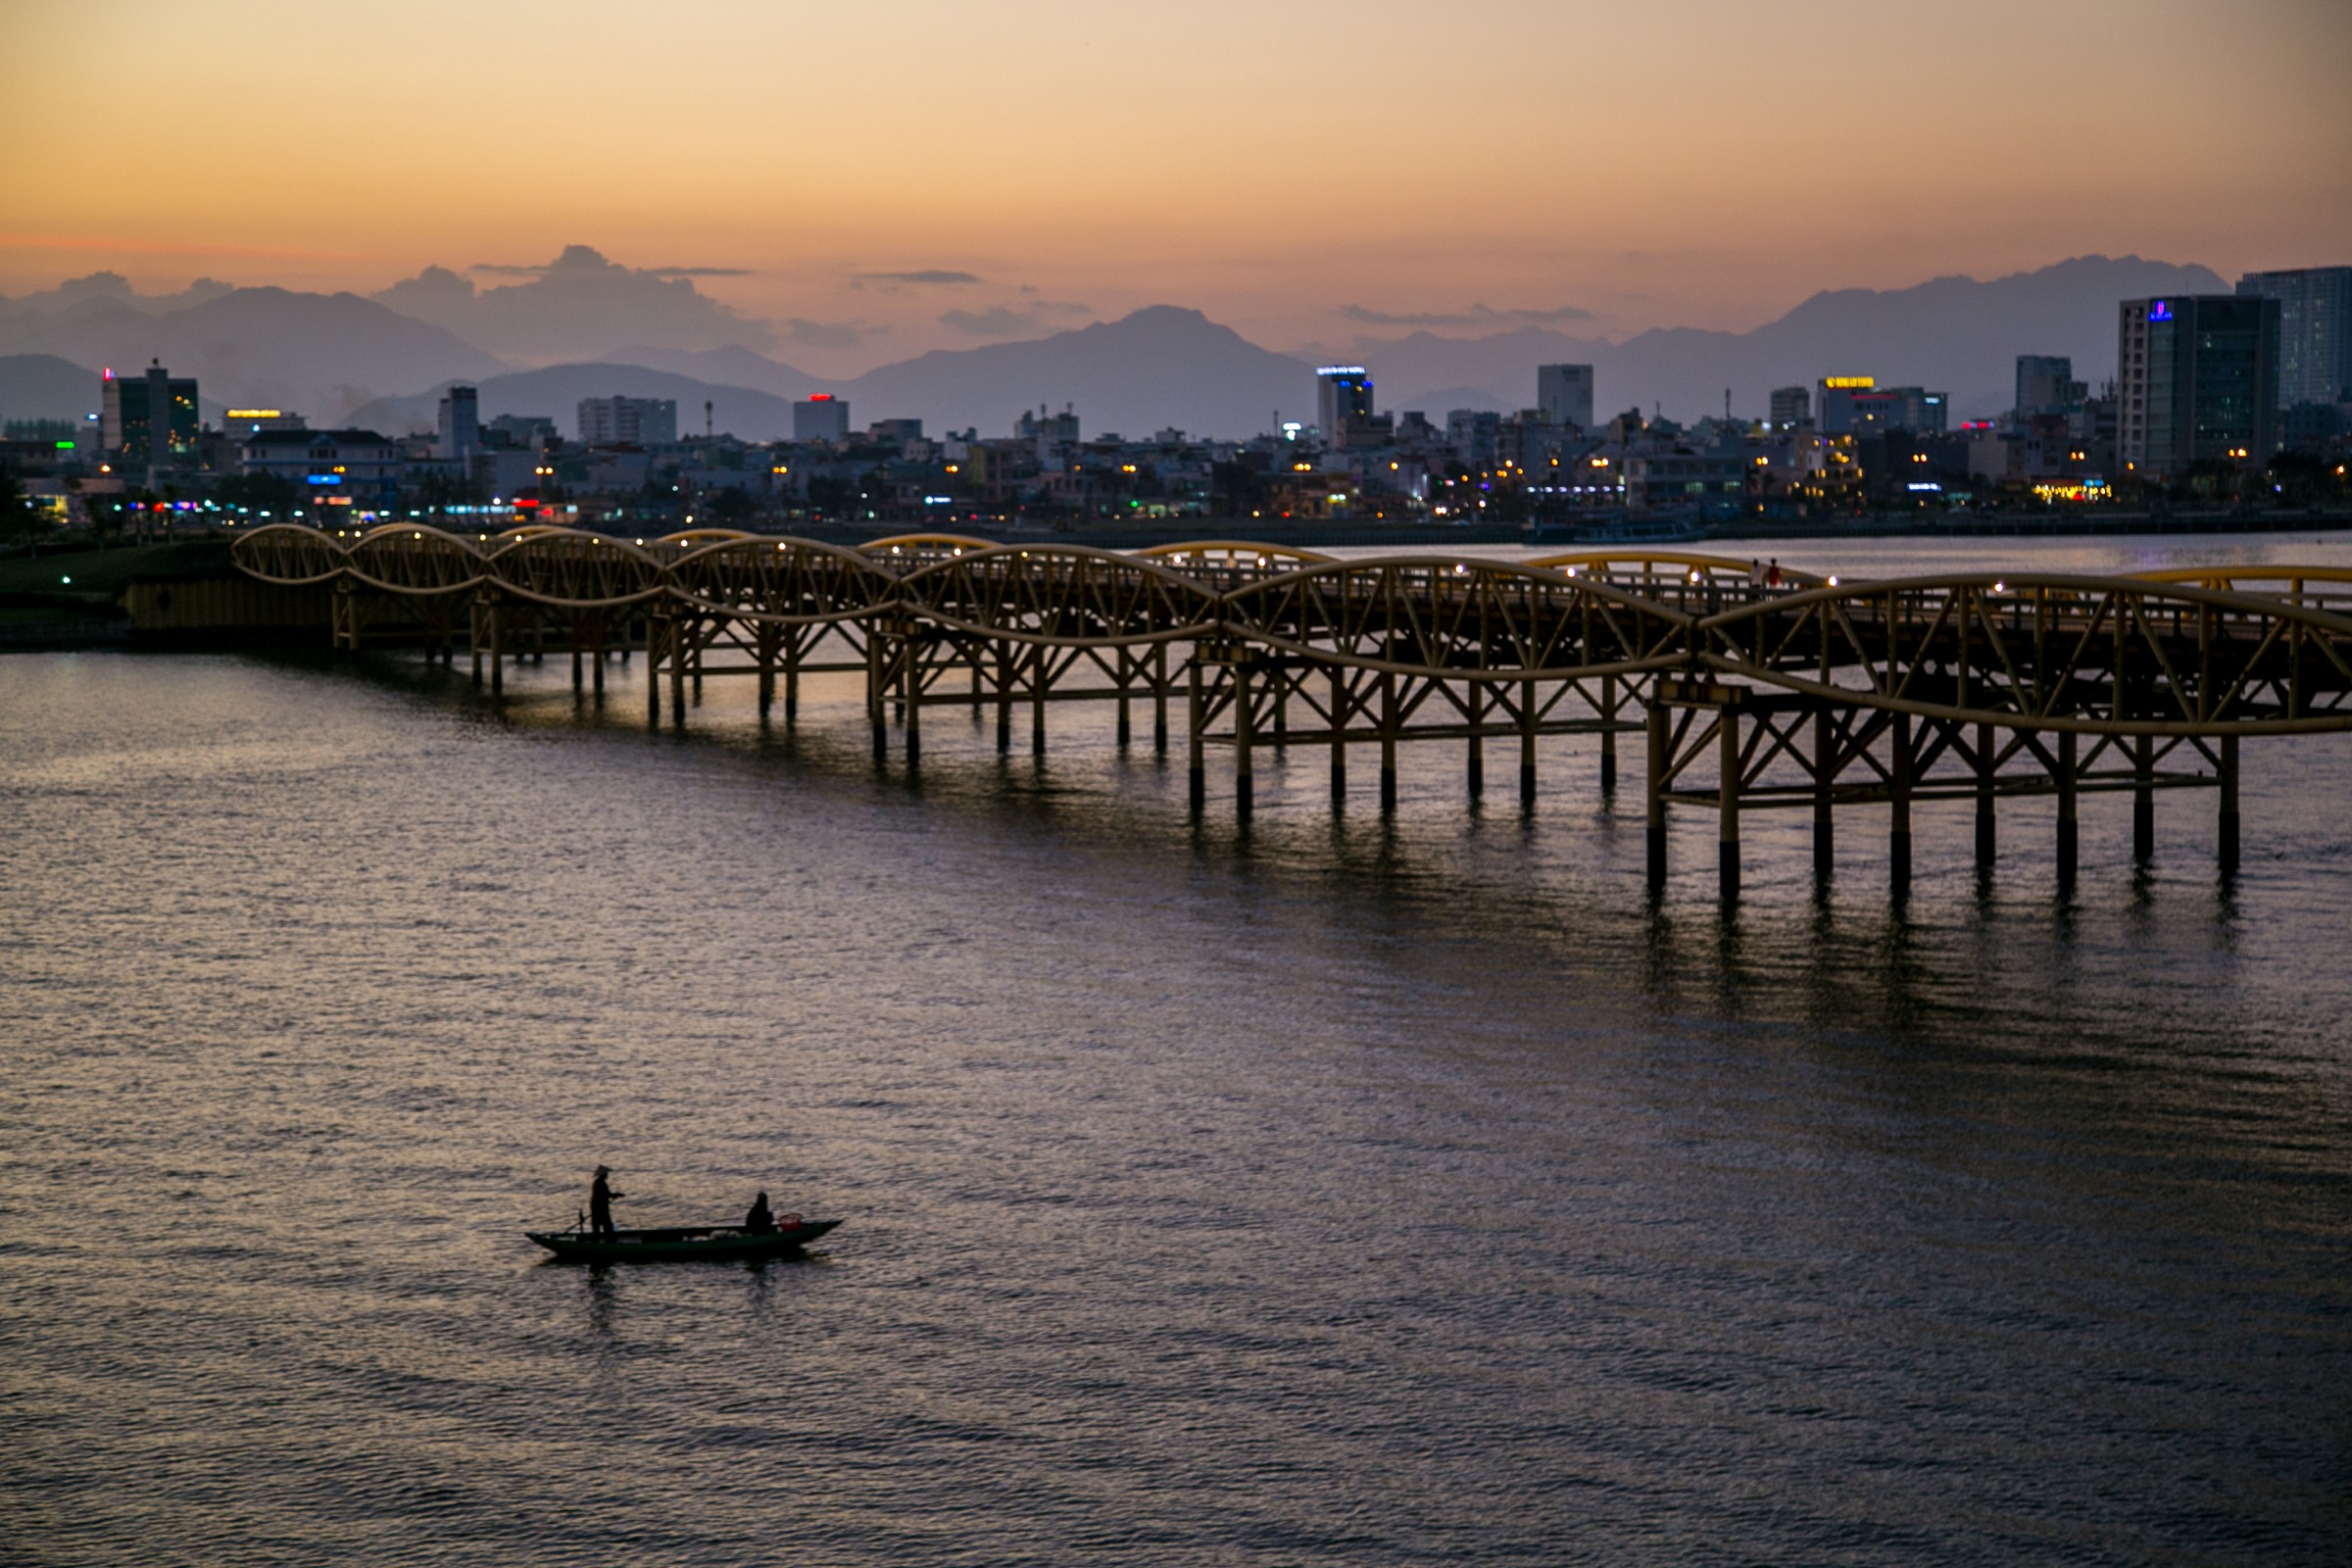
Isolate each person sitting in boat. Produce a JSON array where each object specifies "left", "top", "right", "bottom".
[
  {"left": 589, "top": 1166, "right": 623, "bottom": 1238},
  {"left": 743, "top": 1191, "right": 776, "bottom": 1233}
]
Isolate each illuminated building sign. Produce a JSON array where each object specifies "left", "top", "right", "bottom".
[
  {"left": 1315, "top": 366, "right": 1368, "bottom": 376},
  {"left": 2149, "top": 301, "right": 2174, "bottom": 321},
  {"left": 807, "top": 393, "right": 834, "bottom": 402},
  {"left": 226, "top": 409, "right": 285, "bottom": 419},
  {"left": 1822, "top": 376, "right": 1875, "bottom": 390},
  {"left": 306, "top": 473, "right": 344, "bottom": 484}
]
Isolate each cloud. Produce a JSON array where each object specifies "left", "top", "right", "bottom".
[
  {"left": 853, "top": 270, "right": 983, "bottom": 286},
  {"left": 1337, "top": 303, "right": 1594, "bottom": 328},
  {"left": 938, "top": 300, "right": 1094, "bottom": 337},
  {"left": 783, "top": 317, "right": 871, "bottom": 350},
  {"left": 641, "top": 265, "right": 753, "bottom": 277}
]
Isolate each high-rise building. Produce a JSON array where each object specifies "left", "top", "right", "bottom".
[
  {"left": 1768, "top": 385, "right": 1810, "bottom": 430},
  {"left": 576, "top": 396, "right": 677, "bottom": 446},
  {"left": 437, "top": 384, "right": 480, "bottom": 461},
  {"left": 794, "top": 395, "right": 850, "bottom": 443},
  {"left": 1446, "top": 409, "right": 1501, "bottom": 466},
  {"left": 1816, "top": 377, "right": 1947, "bottom": 435},
  {"left": 2014, "top": 356, "right": 2085, "bottom": 416},
  {"left": 1316, "top": 367, "right": 1376, "bottom": 447},
  {"left": 2234, "top": 267, "right": 2352, "bottom": 407},
  {"left": 1536, "top": 364, "right": 1594, "bottom": 431},
  {"left": 2117, "top": 296, "right": 2281, "bottom": 477},
  {"left": 100, "top": 361, "right": 199, "bottom": 466}
]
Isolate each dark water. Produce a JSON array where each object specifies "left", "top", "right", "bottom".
[{"left": 4, "top": 536, "right": 2349, "bottom": 1565}]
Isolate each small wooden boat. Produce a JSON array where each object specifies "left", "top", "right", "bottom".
[{"left": 526, "top": 1216, "right": 841, "bottom": 1263}]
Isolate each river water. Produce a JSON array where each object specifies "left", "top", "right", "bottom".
[{"left": 3, "top": 534, "right": 2348, "bottom": 1565}]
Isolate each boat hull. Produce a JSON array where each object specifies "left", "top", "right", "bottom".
[{"left": 526, "top": 1219, "right": 840, "bottom": 1263}]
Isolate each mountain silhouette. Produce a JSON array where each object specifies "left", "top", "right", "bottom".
[{"left": 1373, "top": 256, "right": 2230, "bottom": 422}]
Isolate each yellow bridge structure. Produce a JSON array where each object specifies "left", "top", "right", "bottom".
[{"left": 233, "top": 523, "right": 2352, "bottom": 897}]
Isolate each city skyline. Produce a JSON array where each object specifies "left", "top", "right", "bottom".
[{"left": 6, "top": 0, "right": 2348, "bottom": 370}]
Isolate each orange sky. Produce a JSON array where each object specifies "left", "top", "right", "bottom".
[{"left": 5, "top": 0, "right": 2348, "bottom": 371}]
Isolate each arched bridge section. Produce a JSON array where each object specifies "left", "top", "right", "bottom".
[{"left": 232, "top": 524, "right": 2352, "bottom": 895}]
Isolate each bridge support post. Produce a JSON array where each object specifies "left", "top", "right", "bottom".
[
  {"left": 645, "top": 615, "right": 662, "bottom": 724},
  {"left": 669, "top": 618, "right": 687, "bottom": 723},
  {"left": 1330, "top": 666, "right": 1348, "bottom": 803},
  {"left": 489, "top": 600, "right": 504, "bottom": 696},
  {"left": 866, "top": 622, "right": 886, "bottom": 760},
  {"left": 903, "top": 628, "right": 921, "bottom": 768},
  {"left": 470, "top": 599, "right": 484, "bottom": 687},
  {"left": 2219, "top": 733, "right": 2240, "bottom": 877},
  {"left": 996, "top": 642, "right": 1012, "bottom": 753},
  {"left": 1379, "top": 671, "right": 1398, "bottom": 813},
  {"left": 571, "top": 636, "right": 583, "bottom": 693},
  {"left": 1812, "top": 707, "right": 1835, "bottom": 882},
  {"left": 1646, "top": 700, "right": 1668, "bottom": 889},
  {"left": 1719, "top": 698, "right": 1740, "bottom": 902},
  {"left": 1975, "top": 722, "right": 1995, "bottom": 870},
  {"left": 756, "top": 624, "right": 775, "bottom": 717},
  {"left": 1188, "top": 658, "right": 1205, "bottom": 812},
  {"left": 1234, "top": 661, "right": 1254, "bottom": 822},
  {"left": 1116, "top": 647, "right": 1132, "bottom": 749},
  {"left": 1031, "top": 643, "right": 1047, "bottom": 758},
  {"left": 1153, "top": 643, "right": 1169, "bottom": 756},
  {"left": 1466, "top": 681, "right": 1484, "bottom": 798},
  {"left": 784, "top": 627, "right": 800, "bottom": 721},
  {"left": 592, "top": 618, "right": 605, "bottom": 697},
  {"left": 2056, "top": 730, "right": 2079, "bottom": 890},
  {"left": 2132, "top": 733, "right": 2154, "bottom": 863},
  {"left": 1599, "top": 674, "right": 1618, "bottom": 792},
  {"left": 1889, "top": 711, "right": 1913, "bottom": 900},
  {"left": 1520, "top": 680, "right": 1537, "bottom": 808}
]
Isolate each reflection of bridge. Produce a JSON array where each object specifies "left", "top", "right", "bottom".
[{"left": 234, "top": 524, "right": 2352, "bottom": 896}]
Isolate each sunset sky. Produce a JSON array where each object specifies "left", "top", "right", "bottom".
[{"left": 6, "top": 0, "right": 2347, "bottom": 371}]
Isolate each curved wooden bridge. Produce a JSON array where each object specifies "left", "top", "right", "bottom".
[{"left": 234, "top": 523, "right": 2352, "bottom": 896}]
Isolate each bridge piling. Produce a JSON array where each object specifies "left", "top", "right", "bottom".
[
  {"left": 1235, "top": 662, "right": 1254, "bottom": 821},
  {"left": 1719, "top": 701, "right": 1741, "bottom": 901},
  {"left": 1813, "top": 708, "right": 1836, "bottom": 880},
  {"left": 1646, "top": 701, "right": 1669, "bottom": 889},
  {"left": 1379, "top": 672, "right": 1398, "bottom": 813},
  {"left": 645, "top": 616, "right": 661, "bottom": 723},
  {"left": 1116, "top": 647, "right": 1132, "bottom": 749},
  {"left": 1329, "top": 666, "right": 1348, "bottom": 802},
  {"left": 1466, "top": 683, "right": 1485, "bottom": 798},
  {"left": 1890, "top": 712, "right": 1914, "bottom": 898},
  {"left": 1520, "top": 683, "right": 1537, "bottom": 808},
  {"left": 2219, "top": 734, "right": 2240, "bottom": 876},
  {"left": 2057, "top": 731, "right": 2080, "bottom": 889},
  {"left": 1188, "top": 661, "right": 1205, "bottom": 812},
  {"left": 1599, "top": 674, "right": 1618, "bottom": 792},
  {"left": 2132, "top": 734, "right": 2155, "bottom": 862},
  {"left": 995, "top": 643, "right": 1012, "bottom": 753},
  {"left": 1031, "top": 644, "right": 1047, "bottom": 758},
  {"left": 866, "top": 625, "right": 885, "bottom": 760},
  {"left": 903, "top": 631, "right": 921, "bottom": 767},
  {"left": 1153, "top": 644, "right": 1169, "bottom": 756},
  {"left": 1975, "top": 722, "right": 1995, "bottom": 868},
  {"left": 667, "top": 621, "right": 685, "bottom": 721}
]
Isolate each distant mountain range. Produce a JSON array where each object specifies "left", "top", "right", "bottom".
[
  {"left": 1371, "top": 256, "right": 2230, "bottom": 422},
  {"left": 0, "top": 254, "right": 2258, "bottom": 440}
]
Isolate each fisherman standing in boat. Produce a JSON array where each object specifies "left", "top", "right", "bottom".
[
  {"left": 743, "top": 1192, "right": 775, "bottom": 1234},
  {"left": 589, "top": 1166, "right": 623, "bottom": 1238}
]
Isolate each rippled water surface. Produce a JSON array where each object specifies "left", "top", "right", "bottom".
[{"left": 4, "top": 536, "right": 2349, "bottom": 1565}]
